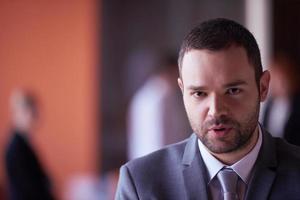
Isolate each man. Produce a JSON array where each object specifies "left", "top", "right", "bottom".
[
  {"left": 115, "top": 18, "right": 300, "bottom": 200},
  {"left": 5, "top": 90, "right": 55, "bottom": 200}
]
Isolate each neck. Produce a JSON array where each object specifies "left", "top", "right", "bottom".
[{"left": 211, "top": 125, "right": 259, "bottom": 165}]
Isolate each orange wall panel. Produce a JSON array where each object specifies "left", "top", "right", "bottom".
[{"left": 0, "top": 1, "right": 99, "bottom": 199}]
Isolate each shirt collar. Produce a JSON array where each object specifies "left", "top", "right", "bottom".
[{"left": 198, "top": 124, "right": 262, "bottom": 183}]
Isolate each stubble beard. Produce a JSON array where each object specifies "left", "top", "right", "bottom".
[{"left": 189, "top": 100, "right": 260, "bottom": 154}]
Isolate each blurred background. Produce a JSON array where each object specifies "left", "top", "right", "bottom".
[{"left": 1, "top": 0, "right": 300, "bottom": 199}]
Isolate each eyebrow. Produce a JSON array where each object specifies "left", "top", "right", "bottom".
[
  {"left": 187, "top": 80, "right": 248, "bottom": 91},
  {"left": 224, "top": 80, "right": 248, "bottom": 88},
  {"left": 187, "top": 85, "right": 207, "bottom": 91}
]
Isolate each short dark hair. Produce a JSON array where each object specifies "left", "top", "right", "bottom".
[{"left": 178, "top": 18, "right": 263, "bottom": 86}]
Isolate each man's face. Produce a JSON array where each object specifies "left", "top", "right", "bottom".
[
  {"left": 10, "top": 92, "right": 35, "bottom": 132},
  {"left": 178, "top": 46, "right": 269, "bottom": 154}
]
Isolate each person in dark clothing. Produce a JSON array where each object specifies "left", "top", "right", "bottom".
[
  {"left": 5, "top": 90, "right": 55, "bottom": 200},
  {"left": 262, "top": 55, "right": 300, "bottom": 146}
]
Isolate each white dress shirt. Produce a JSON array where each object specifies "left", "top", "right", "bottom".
[{"left": 198, "top": 125, "right": 263, "bottom": 200}]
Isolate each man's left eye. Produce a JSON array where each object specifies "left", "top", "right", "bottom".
[{"left": 227, "top": 88, "right": 241, "bottom": 95}]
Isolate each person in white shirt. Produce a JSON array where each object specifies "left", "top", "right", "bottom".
[{"left": 127, "top": 54, "right": 191, "bottom": 160}]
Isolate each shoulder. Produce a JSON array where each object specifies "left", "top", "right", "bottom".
[
  {"left": 269, "top": 138, "right": 300, "bottom": 198},
  {"left": 6, "top": 133, "right": 29, "bottom": 151},
  {"left": 125, "top": 137, "right": 189, "bottom": 172},
  {"left": 116, "top": 136, "right": 193, "bottom": 198},
  {"left": 5, "top": 133, "right": 35, "bottom": 166},
  {"left": 274, "top": 138, "right": 300, "bottom": 167}
]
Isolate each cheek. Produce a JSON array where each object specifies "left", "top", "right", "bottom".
[
  {"left": 226, "top": 99, "right": 244, "bottom": 113},
  {"left": 183, "top": 97, "right": 206, "bottom": 122},
  {"left": 229, "top": 97, "right": 259, "bottom": 120}
]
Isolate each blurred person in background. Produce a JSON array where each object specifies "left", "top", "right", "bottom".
[
  {"left": 262, "top": 54, "right": 300, "bottom": 145},
  {"left": 5, "top": 89, "right": 55, "bottom": 200},
  {"left": 127, "top": 53, "right": 191, "bottom": 160}
]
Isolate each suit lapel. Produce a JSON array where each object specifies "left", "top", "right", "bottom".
[
  {"left": 182, "top": 134, "right": 209, "bottom": 200},
  {"left": 245, "top": 129, "right": 277, "bottom": 200}
]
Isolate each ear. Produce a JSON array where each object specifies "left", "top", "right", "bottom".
[
  {"left": 259, "top": 70, "right": 270, "bottom": 102},
  {"left": 178, "top": 78, "right": 184, "bottom": 94}
]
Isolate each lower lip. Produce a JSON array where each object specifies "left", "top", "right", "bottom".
[{"left": 209, "top": 128, "right": 232, "bottom": 137}]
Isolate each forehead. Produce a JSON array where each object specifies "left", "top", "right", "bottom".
[{"left": 181, "top": 47, "right": 256, "bottom": 87}]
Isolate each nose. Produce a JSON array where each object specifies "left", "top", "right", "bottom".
[{"left": 207, "top": 94, "right": 227, "bottom": 118}]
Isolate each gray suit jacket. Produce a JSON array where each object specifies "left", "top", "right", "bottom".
[{"left": 115, "top": 130, "right": 300, "bottom": 200}]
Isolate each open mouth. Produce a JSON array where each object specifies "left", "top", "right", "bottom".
[
  {"left": 208, "top": 125, "right": 232, "bottom": 136},
  {"left": 213, "top": 128, "right": 227, "bottom": 132}
]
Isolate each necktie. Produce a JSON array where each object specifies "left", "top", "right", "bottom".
[{"left": 217, "top": 168, "right": 239, "bottom": 200}]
